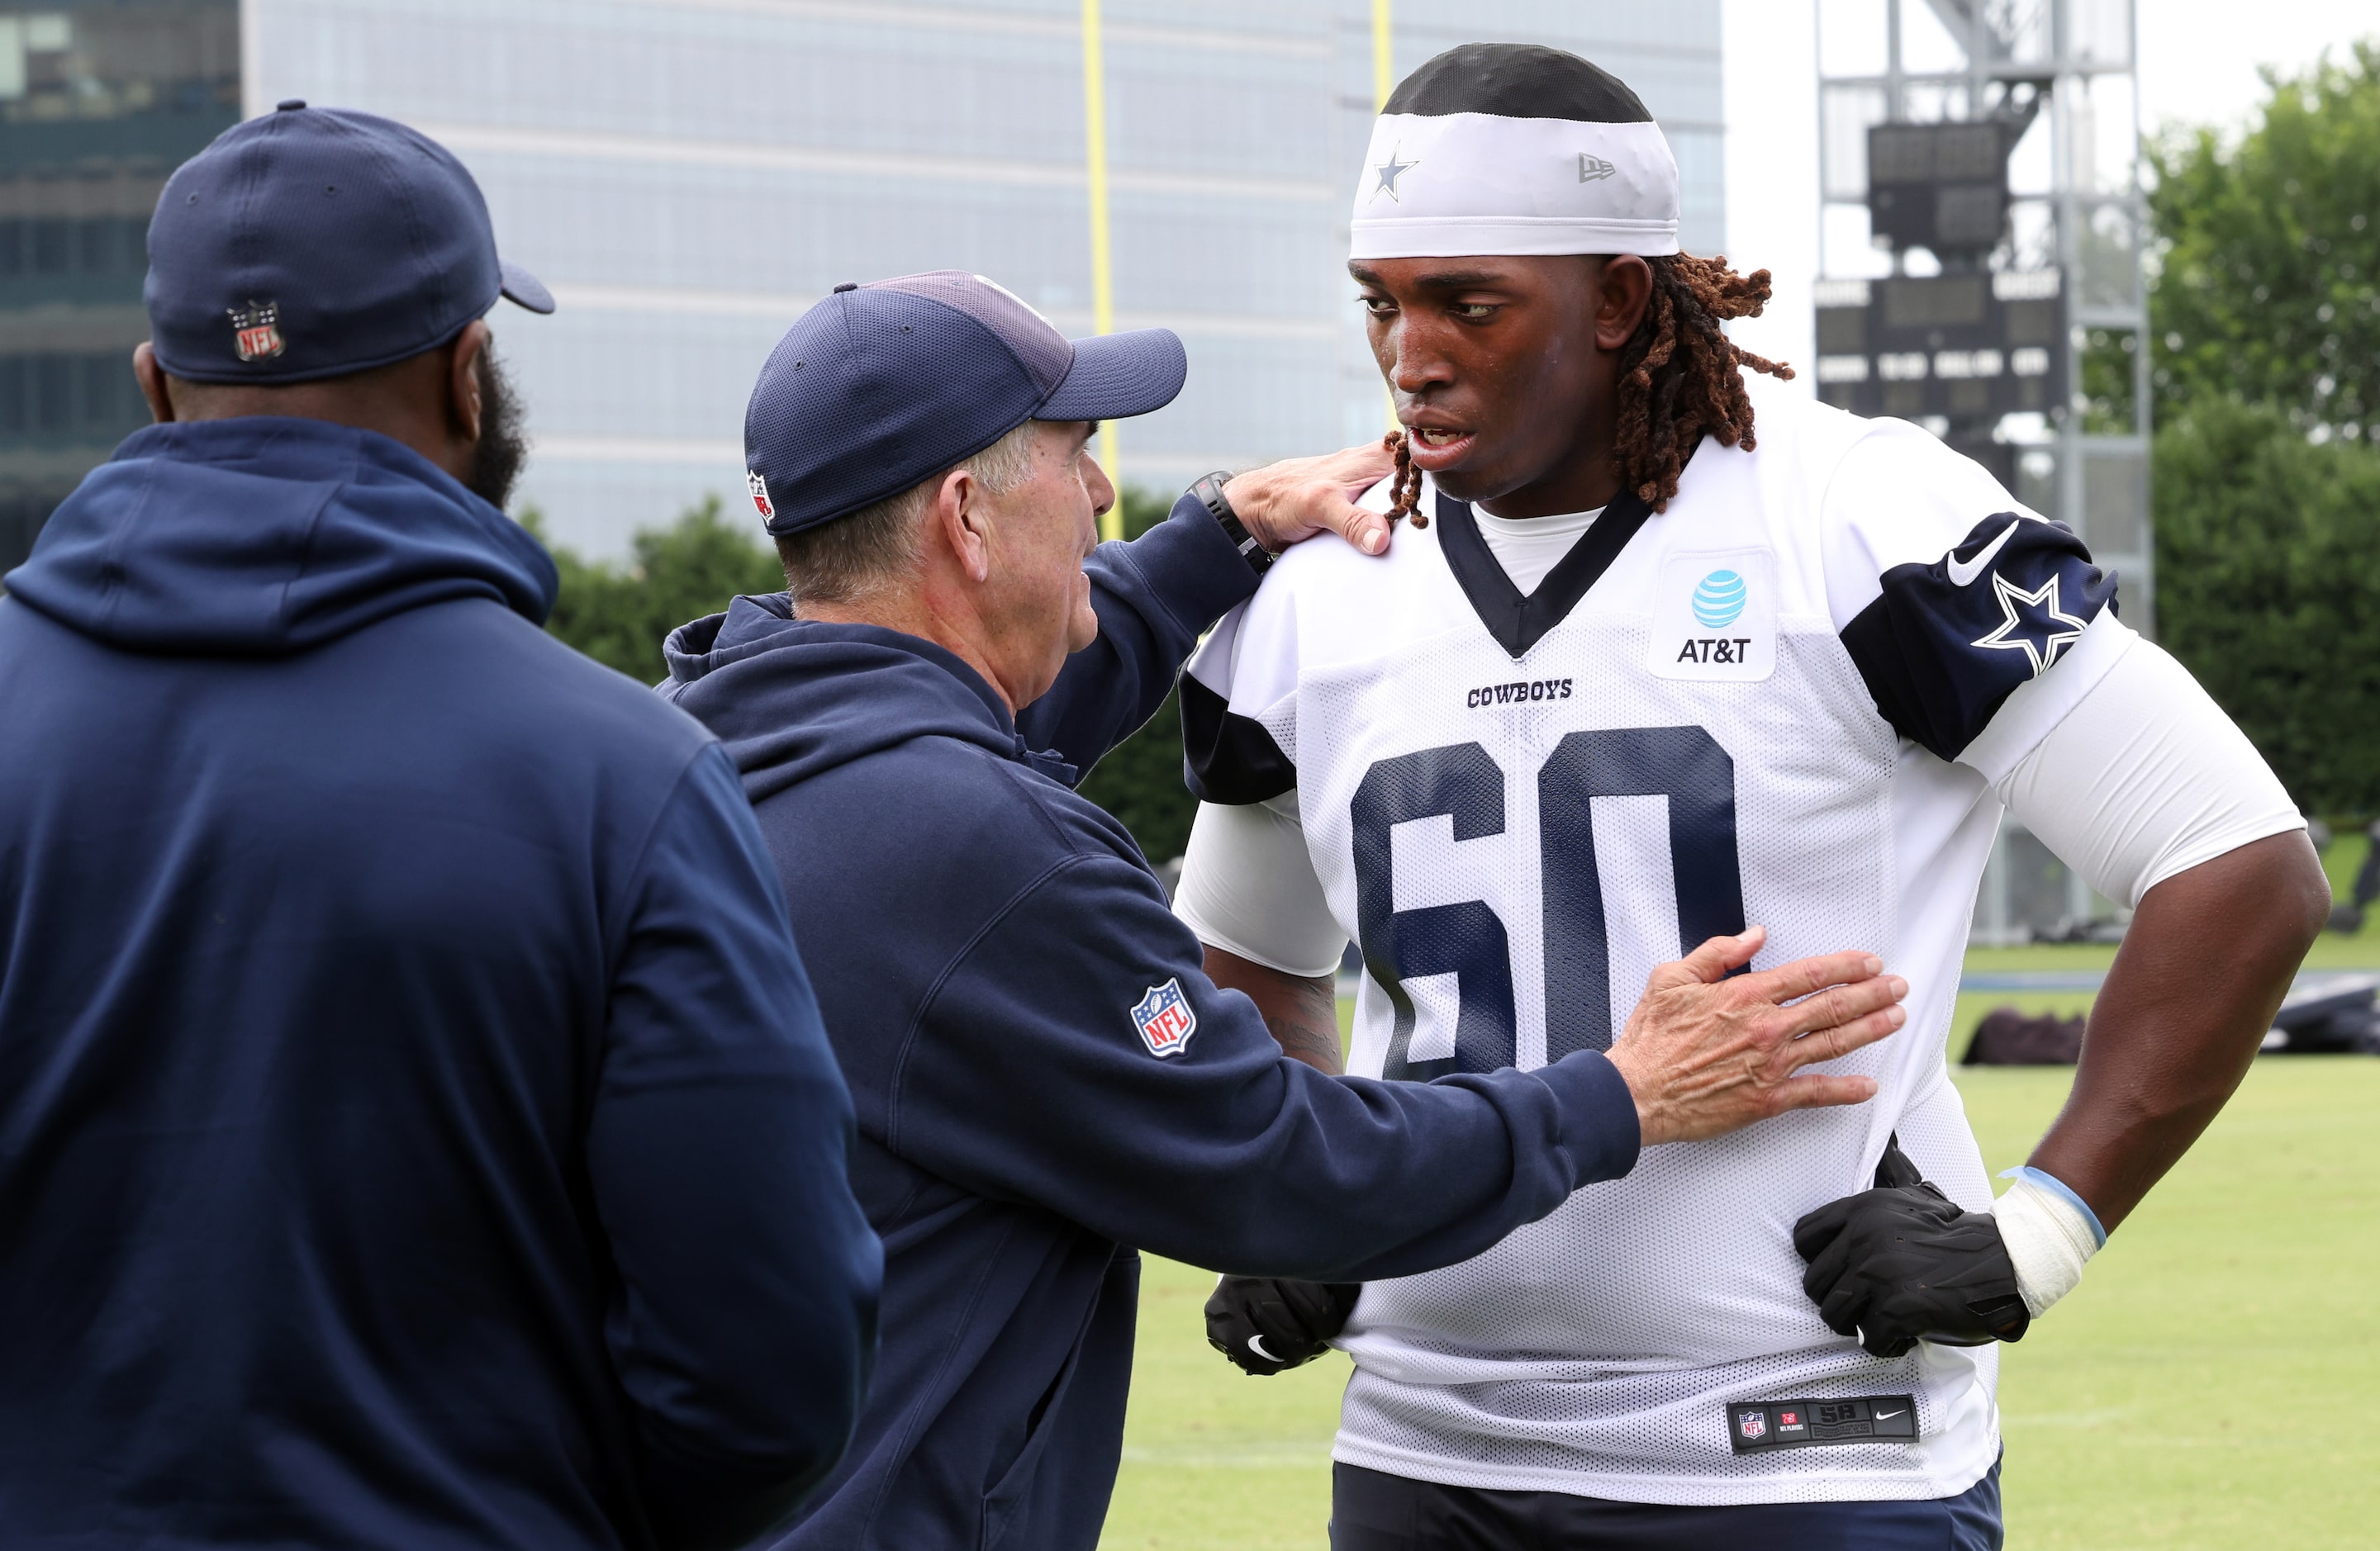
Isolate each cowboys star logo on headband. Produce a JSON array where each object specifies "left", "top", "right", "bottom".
[{"left": 1351, "top": 43, "right": 1681, "bottom": 260}]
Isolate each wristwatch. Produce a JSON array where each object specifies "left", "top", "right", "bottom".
[{"left": 1192, "top": 470, "right": 1273, "bottom": 576}]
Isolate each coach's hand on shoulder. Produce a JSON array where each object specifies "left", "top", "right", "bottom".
[
  {"left": 1793, "top": 1139, "right": 2031, "bottom": 1359},
  {"left": 1204, "top": 1275, "right": 1361, "bottom": 1377},
  {"left": 1603, "top": 927, "right": 1907, "bottom": 1147},
  {"left": 1223, "top": 442, "right": 1397, "bottom": 558}
]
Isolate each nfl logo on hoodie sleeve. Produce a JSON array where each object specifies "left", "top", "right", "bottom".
[{"left": 1130, "top": 979, "right": 1197, "bottom": 1057}]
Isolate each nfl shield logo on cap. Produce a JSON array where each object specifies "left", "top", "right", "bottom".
[
  {"left": 1131, "top": 978, "right": 1197, "bottom": 1058},
  {"left": 226, "top": 300, "right": 284, "bottom": 363},
  {"left": 747, "top": 470, "right": 774, "bottom": 522}
]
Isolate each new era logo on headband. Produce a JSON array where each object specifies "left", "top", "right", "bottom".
[
  {"left": 227, "top": 300, "right": 284, "bottom": 363},
  {"left": 1579, "top": 154, "right": 1616, "bottom": 182}
]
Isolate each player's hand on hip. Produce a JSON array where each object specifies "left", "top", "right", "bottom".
[
  {"left": 1222, "top": 443, "right": 1396, "bottom": 558},
  {"left": 1793, "top": 1139, "right": 2031, "bottom": 1358},
  {"left": 1204, "top": 1275, "right": 1361, "bottom": 1377},
  {"left": 1603, "top": 926, "right": 1907, "bottom": 1147}
]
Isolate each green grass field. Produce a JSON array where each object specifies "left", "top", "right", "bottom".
[{"left": 1101, "top": 927, "right": 2380, "bottom": 1550}]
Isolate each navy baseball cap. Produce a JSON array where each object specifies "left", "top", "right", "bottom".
[
  {"left": 145, "top": 100, "right": 553, "bottom": 385},
  {"left": 743, "top": 271, "right": 1186, "bottom": 537}
]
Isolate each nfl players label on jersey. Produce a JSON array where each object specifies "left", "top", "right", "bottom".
[{"left": 1178, "top": 377, "right": 2126, "bottom": 1506}]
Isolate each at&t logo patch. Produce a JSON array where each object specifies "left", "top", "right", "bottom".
[
  {"left": 1692, "top": 569, "right": 1747, "bottom": 628},
  {"left": 1648, "top": 548, "right": 1777, "bottom": 683},
  {"left": 1131, "top": 978, "right": 1197, "bottom": 1058}
]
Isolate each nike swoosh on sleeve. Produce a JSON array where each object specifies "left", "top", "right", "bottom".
[{"left": 1945, "top": 519, "right": 2021, "bottom": 586}]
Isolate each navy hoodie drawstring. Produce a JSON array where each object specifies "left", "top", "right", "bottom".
[{"left": 1015, "top": 736, "right": 1080, "bottom": 788}]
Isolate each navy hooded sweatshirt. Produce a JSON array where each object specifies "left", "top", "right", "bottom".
[
  {"left": 661, "top": 498, "right": 1644, "bottom": 1551},
  {"left": 0, "top": 420, "right": 881, "bottom": 1551}
]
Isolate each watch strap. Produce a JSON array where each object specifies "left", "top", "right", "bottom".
[{"left": 1192, "top": 470, "right": 1272, "bottom": 576}]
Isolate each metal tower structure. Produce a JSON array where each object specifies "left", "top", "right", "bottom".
[{"left": 1813, "top": 0, "right": 2149, "bottom": 942}]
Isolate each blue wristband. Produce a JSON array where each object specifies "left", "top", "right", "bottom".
[{"left": 1998, "top": 1165, "right": 2108, "bottom": 1247}]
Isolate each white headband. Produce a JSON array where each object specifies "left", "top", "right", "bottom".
[{"left": 1349, "top": 111, "right": 1681, "bottom": 259}]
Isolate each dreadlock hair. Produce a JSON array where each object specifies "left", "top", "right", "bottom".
[{"left": 1381, "top": 252, "right": 1796, "bottom": 529}]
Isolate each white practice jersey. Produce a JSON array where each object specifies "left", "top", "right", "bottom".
[{"left": 1178, "top": 378, "right": 2133, "bottom": 1506}]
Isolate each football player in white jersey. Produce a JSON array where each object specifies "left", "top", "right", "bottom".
[{"left": 1172, "top": 43, "right": 2328, "bottom": 1551}]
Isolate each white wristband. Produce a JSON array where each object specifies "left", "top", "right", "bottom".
[{"left": 1993, "top": 1167, "right": 2107, "bottom": 1318}]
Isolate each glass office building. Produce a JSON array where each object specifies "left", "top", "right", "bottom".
[
  {"left": 0, "top": 0, "right": 238, "bottom": 570},
  {"left": 0, "top": 0, "right": 1720, "bottom": 563}
]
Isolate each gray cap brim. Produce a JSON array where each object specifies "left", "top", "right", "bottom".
[{"left": 1037, "top": 327, "right": 1185, "bottom": 421}]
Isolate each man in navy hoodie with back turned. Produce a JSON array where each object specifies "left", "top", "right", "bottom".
[
  {"left": 662, "top": 272, "right": 1915, "bottom": 1551},
  {"left": 0, "top": 107, "right": 879, "bottom": 1549}
]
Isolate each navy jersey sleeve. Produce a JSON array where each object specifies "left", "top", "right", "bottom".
[
  {"left": 1015, "top": 490, "right": 1257, "bottom": 776},
  {"left": 1823, "top": 423, "right": 2120, "bottom": 764},
  {"left": 1179, "top": 652, "right": 1299, "bottom": 804},
  {"left": 587, "top": 745, "right": 883, "bottom": 1549},
  {"left": 883, "top": 835, "right": 1639, "bottom": 1282},
  {"left": 1176, "top": 557, "right": 1308, "bottom": 806}
]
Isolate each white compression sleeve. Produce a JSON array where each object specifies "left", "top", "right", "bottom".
[
  {"left": 1986, "top": 640, "right": 2295, "bottom": 1321},
  {"left": 1993, "top": 1167, "right": 2105, "bottom": 1317},
  {"left": 1993, "top": 633, "right": 2305, "bottom": 909},
  {"left": 1173, "top": 795, "right": 1349, "bottom": 979}
]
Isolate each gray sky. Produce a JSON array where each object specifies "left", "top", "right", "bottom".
[{"left": 1721, "top": 0, "right": 2377, "bottom": 384}]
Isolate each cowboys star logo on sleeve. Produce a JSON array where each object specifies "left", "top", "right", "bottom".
[
  {"left": 1969, "top": 568, "right": 2091, "bottom": 676},
  {"left": 1130, "top": 978, "right": 1197, "bottom": 1058}
]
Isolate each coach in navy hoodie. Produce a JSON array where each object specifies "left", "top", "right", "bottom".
[
  {"left": 663, "top": 273, "right": 1909, "bottom": 1551},
  {"left": 0, "top": 108, "right": 879, "bottom": 1549}
]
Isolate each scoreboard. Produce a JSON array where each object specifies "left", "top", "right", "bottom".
[
  {"left": 1812, "top": 269, "right": 2065, "bottom": 422},
  {"left": 1865, "top": 121, "right": 2019, "bottom": 258}
]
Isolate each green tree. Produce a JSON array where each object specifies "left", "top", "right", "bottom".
[
  {"left": 2146, "top": 40, "right": 2380, "bottom": 431},
  {"left": 529, "top": 495, "right": 785, "bottom": 685},
  {"left": 1074, "top": 486, "right": 1201, "bottom": 866},
  {"left": 2136, "top": 41, "right": 2380, "bottom": 813},
  {"left": 2154, "top": 398, "right": 2380, "bottom": 813}
]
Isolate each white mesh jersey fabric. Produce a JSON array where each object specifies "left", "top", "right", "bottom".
[{"left": 1178, "top": 382, "right": 2131, "bottom": 1505}]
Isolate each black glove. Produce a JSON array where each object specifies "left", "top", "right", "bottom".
[
  {"left": 1793, "top": 1136, "right": 2031, "bottom": 1359},
  {"left": 1204, "top": 1276, "right": 1361, "bottom": 1377}
]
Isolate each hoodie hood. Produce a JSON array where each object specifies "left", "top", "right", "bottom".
[
  {"left": 662, "top": 594, "right": 1077, "bottom": 804},
  {"left": 3, "top": 417, "right": 556, "bottom": 656}
]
